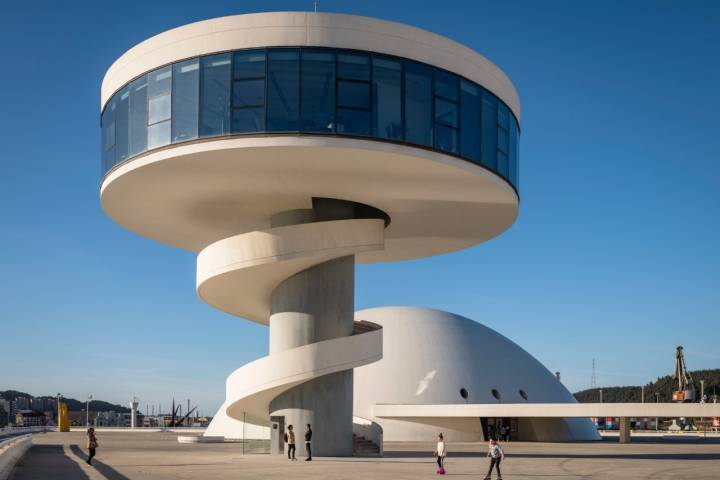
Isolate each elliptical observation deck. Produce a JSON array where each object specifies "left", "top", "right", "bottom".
[{"left": 101, "top": 45, "right": 519, "bottom": 191}]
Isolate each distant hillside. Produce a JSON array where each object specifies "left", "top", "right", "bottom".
[
  {"left": 574, "top": 369, "right": 720, "bottom": 403},
  {"left": 0, "top": 390, "right": 132, "bottom": 413}
]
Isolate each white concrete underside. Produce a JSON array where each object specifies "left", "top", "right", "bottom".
[
  {"left": 101, "top": 12, "right": 520, "bottom": 120},
  {"left": 100, "top": 136, "right": 518, "bottom": 258},
  {"left": 374, "top": 402, "right": 720, "bottom": 419}
]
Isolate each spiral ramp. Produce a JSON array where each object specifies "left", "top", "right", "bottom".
[{"left": 199, "top": 216, "right": 384, "bottom": 454}]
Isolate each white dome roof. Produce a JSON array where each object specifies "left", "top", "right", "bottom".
[{"left": 353, "top": 306, "right": 598, "bottom": 441}]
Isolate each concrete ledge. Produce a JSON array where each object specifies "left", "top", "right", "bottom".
[
  {"left": 374, "top": 402, "right": 720, "bottom": 419},
  {"left": 69, "top": 427, "right": 206, "bottom": 433},
  {"left": 177, "top": 435, "right": 225, "bottom": 444},
  {"left": 0, "top": 434, "right": 32, "bottom": 480}
]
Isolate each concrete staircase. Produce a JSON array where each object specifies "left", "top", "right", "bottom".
[{"left": 353, "top": 434, "right": 381, "bottom": 457}]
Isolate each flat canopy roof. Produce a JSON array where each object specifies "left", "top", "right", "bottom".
[{"left": 374, "top": 403, "right": 720, "bottom": 419}]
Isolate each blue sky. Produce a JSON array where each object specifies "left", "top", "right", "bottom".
[{"left": 1, "top": 0, "right": 718, "bottom": 415}]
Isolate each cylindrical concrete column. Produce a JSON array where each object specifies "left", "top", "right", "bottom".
[{"left": 269, "top": 255, "right": 355, "bottom": 456}]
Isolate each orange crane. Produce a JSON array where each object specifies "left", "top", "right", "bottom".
[{"left": 672, "top": 346, "right": 696, "bottom": 402}]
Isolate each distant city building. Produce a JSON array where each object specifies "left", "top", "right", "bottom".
[
  {"left": 0, "top": 399, "right": 10, "bottom": 427},
  {"left": 94, "top": 411, "right": 145, "bottom": 427},
  {"left": 95, "top": 411, "right": 122, "bottom": 427},
  {"left": 31, "top": 397, "right": 47, "bottom": 411},
  {"left": 15, "top": 410, "right": 47, "bottom": 427}
]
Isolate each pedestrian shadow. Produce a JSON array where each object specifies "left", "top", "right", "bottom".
[
  {"left": 10, "top": 445, "right": 90, "bottom": 480},
  {"left": 69, "top": 444, "right": 131, "bottom": 480}
]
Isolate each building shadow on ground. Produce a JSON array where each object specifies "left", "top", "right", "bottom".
[
  {"left": 69, "top": 444, "right": 131, "bottom": 480},
  {"left": 10, "top": 445, "right": 90, "bottom": 480}
]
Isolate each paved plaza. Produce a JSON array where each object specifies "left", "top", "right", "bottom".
[{"left": 8, "top": 431, "right": 720, "bottom": 479}]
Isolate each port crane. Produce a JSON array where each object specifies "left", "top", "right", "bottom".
[{"left": 672, "top": 346, "right": 696, "bottom": 402}]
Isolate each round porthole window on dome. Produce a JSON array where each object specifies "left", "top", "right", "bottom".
[
  {"left": 460, "top": 388, "right": 469, "bottom": 400},
  {"left": 491, "top": 389, "right": 501, "bottom": 400},
  {"left": 519, "top": 389, "right": 528, "bottom": 400}
]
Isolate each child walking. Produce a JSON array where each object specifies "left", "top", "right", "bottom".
[
  {"left": 434, "top": 433, "right": 447, "bottom": 474},
  {"left": 484, "top": 437, "right": 504, "bottom": 480}
]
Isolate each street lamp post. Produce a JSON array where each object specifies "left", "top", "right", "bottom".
[
  {"left": 86, "top": 395, "right": 93, "bottom": 428},
  {"left": 56, "top": 393, "right": 62, "bottom": 431}
]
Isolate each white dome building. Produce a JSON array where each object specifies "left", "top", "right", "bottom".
[{"left": 353, "top": 307, "right": 600, "bottom": 442}]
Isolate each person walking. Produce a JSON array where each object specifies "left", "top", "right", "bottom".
[
  {"left": 286, "top": 425, "right": 297, "bottom": 460},
  {"left": 85, "top": 428, "right": 98, "bottom": 465},
  {"left": 434, "top": 433, "right": 446, "bottom": 474},
  {"left": 304, "top": 424, "right": 313, "bottom": 461},
  {"left": 484, "top": 437, "right": 504, "bottom": 480}
]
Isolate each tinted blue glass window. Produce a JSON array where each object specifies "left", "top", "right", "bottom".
[
  {"left": 129, "top": 76, "right": 147, "bottom": 157},
  {"left": 338, "top": 52, "right": 370, "bottom": 81},
  {"left": 147, "top": 66, "right": 172, "bottom": 149},
  {"left": 337, "top": 108, "right": 370, "bottom": 135},
  {"left": 338, "top": 80, "right": 370, "bottom": 109},
  {"left": 509, "top": 118, "right": 519, "bottom": 188},
  {"left": 301, "top": 50, "right": 335, "bottom": 132},
  {"left": 148, "top": 122, "right": 171, "bottom": 150},
  {"left": 498, "top": 128, "right": 509, "bottom": 153},
  {"left": 101, "top": 96, "right": 116, "bottom": 172},
  {"left": 102, "top": 46, "right": 519, "bottom": 195},
  {"left": 232, "top": 50, "right": 265, "bottom": 133},
  {"left": 148, "top": 67, "right": 172, "bottom": 123},
  {"left": 497, "top": 103, "right": 510, "bottom": 154},
  {"left": 232, "top": 107, "right": 264, "bottom": 133},
  {"left": 116, "top": 87, "right": 130, "bottom": 162},
  {"left": 148, "top": 92, "right": 171, "bottom": 125},
  {"left": 404, "top": 61, "right": 433, "bottom": 146},
  {"left": 234, "top": 50, "right": 265, "bottom": 79},
  {"left": 371, "top": 56, "right": 402, "bottom": 140},
  {"left": 498, "top": 151, "right": 509, "bottom": 177},
  {"left": 172, "top": 59, "right": 199, "bottom": 143},
  {"left": 234, "top": 79, "right": 264, "bottom": 107},
  {"left": 459, "top": 80, "right": 481, "bottom": 162},
  {"left": 434, "top": 98, "right": 458, "bottom": 128},
  {"left": 498, "top": 102, "right": 510, "bottom": 130},
  {"left": 434, "top": 70, "right": 458, "bottom": 101},
  {"left": 267, "top": 49, "right": 300, "bottom": 131},
  {"left": 200, "top": 53, "right": 231, "bottom": 137},
  {"left": 496, "top": 102, "right": 510, "bottom": 177},
  {"left": 435, "top": 124, "right": 458, "bottom": 154},
  {"left": 481, "top": 90, "right": 497, "bottom": 170}
]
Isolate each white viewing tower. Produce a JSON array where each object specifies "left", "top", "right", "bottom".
[
  {"left": 129, "top": 397, "right": 138, "bottom": 429},
  {"left": 100, "top": 12, "right": 520, "bottom": 455}
]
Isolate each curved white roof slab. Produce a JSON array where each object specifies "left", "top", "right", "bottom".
[
  {"left": 100, "top": 137, "right": 518, "bottom": 259},
  {"left": 353, "top": 307, "right": 600, "bottom": 442},
  {"left": 101, "top": 12, "right": 520, "bottom": 120}
]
